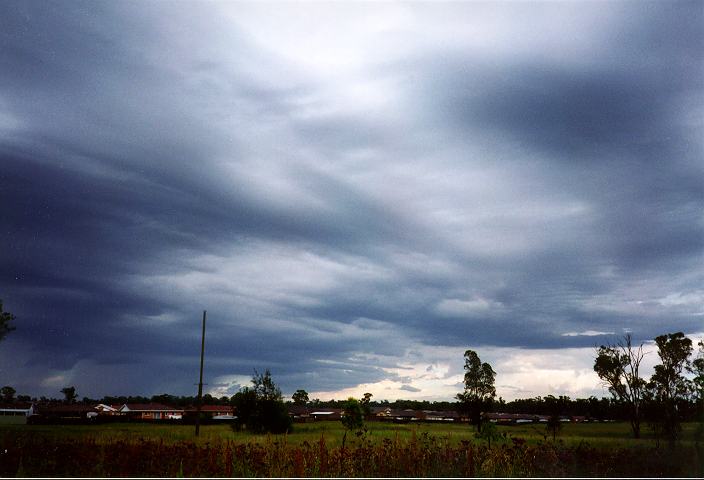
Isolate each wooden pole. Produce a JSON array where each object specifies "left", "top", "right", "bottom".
[{"left": 195, "top": 310, "right": 206, "bottom": 436}]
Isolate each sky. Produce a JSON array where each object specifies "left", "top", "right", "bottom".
[{"left": 0, "top": 1, "right": 702, "bottom": 402}]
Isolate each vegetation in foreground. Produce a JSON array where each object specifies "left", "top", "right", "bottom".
[{"left": 1, "top": 423, "right": 702, "bottom": 477}]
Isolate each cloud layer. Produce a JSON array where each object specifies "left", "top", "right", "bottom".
[{"left": 0, "top": 1, "right": 702, "bottom": 400}]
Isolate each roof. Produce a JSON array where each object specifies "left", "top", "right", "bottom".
[
  {"left": 39, "top": 404, "right": 97, "bottom": 413},
  {"left": 288, "top": 405, "right": 311, "bottom": 415},
  {"left": 422, "top": 410, "right": 459, "bottom": 418},
  {"left": 0, "top": 402, "right": 33, "bottom": 410},
  {"left": 386, "top": 409, "right": 419, "bottom": 418},
  {"left": 371, "top": 406, "right": 390, "bottom": 414},
  {"left": 485, "top": 412, "right": 541, "bottom": 421},
  {"left": 121, "top": 403, "right": 183, "bottom": 412},
  {"left": 310, "top": 408, "right": 342, "bottom": 415},
  {"left": 185, "top": 405, "right": 234, "bottom": 413}
]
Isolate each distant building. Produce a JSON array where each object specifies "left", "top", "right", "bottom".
[
  {"left": 421, "top": 410, "right": 459, "bottom": 422},
  {"left": 309, "top": 409, "right": 342, "bottom": 421},
  {"left": 37, "top": 404, "right": 99, "bottom": 421},
  {"left": 184, "top": 405, "right": 235, "bottom": 420},
  {"left": 288, "top": 405, "right": 313, "bottom": 422},
  {"left": 374, "top": 408, "right": 420, "bottom": 423},
  {"left": 0, "top": 402, "right": 35, "bottom": 424},
  {"left": 119, "top": 403, "right": 184, "bottom": 420},
  {"left": 94, "top": 403, "right": 122, "bottom": 415}
]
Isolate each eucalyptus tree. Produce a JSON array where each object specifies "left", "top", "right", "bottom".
[
  {"left": 648, "top": 332, "right": 693, "bottom": 440},
  {"left": 691, "top": 339, "right": 704, "bottom": 442},
  {"left": 594, "top": 333, "right": 646, "bottom": 438},
  {"left": 61, "top": 386, "right": 78, "bottom": 404},
  {"left": 456, "top": 349, "right": 496, "bottom": 431},
  {"left": 691, "top": 340, "right": 704, "bottom": 405},
  {"left": 292, "top": 389, "right": 309, "bottom": 405}
]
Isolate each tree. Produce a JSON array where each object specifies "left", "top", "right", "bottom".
[
  {"left": 292, "top": 389, "right": 309, "bottom": 405},
  {"left": 1, "top": 386, "right": 16, "bottom": 403},
  {"left": 541, "top": 395, "right": 564, "bottom": 441},
  {"left": 593, "top": 333, "right": 646, "bottom": 438},
  {"left": 546, "top": 414, "right": 562, "bottom": 441},
  {"left": 691, "top": 340, "right": 704, "bottom": 442},
  {"left": 0, "top": 300, "right": 16, "bottom": 342},
  {"left": 360, "top": 392, "right": 373, "bottom": 418},
  {"left": 232, "top": 370, "right": 291, "bottom": 434},
  {"left": 230, "top": 387, "right": 257, "bottom": 431},
  {"left": 252, "top": 369, "right": 282, "bottom": 402},
  {"left": 341, "top": 397, "right": 364, "bottom": 431},
  {"left": 151, "top": 393, "right": 176, "bottom": 405},
  {"left": 475, "top": 420, "right": 502, "bottom": 448},
  {"left": 340, "top": 397, "right": 364, "bottom": 448},
  {"left": 61, "top": 386, "right": 78, "bottom": 404},
  {"left": 456, "top": 350, "right": 496, "bottom": 431},
  {"left": 691, "top": 340, "right": 704, "bottom": 405},
  {"left": 256, "top": 397, "right": 292, "bottom": 434},
  {"left": 648, "top": 332, "right": 693, "bottom": 441}
]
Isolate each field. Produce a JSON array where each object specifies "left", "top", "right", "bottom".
[
  {"left": 2, "top": 420, "right": 701, "bottom": 447},
  {"left": 1, "top": 421, "right": 702, "bottom": 477}
]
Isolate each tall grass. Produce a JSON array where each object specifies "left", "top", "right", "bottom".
[
  {"left": 3, "top": 420, "right": 699, "bottom": 447},
  {"left": 1, "top": 428, "right": 701, "bottom": 477}
]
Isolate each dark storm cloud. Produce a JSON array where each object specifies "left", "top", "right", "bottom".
[{"left": 0, "top": 1, "right": 701, "bottom": 399}]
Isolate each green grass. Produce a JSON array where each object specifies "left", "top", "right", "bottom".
[
  {"left": 492, "top": 421, "right": 700, "bottom": 447},
  {"left": 2, "top": 421, "right": 702, "bottom": 477},
  {"left": 1, "top": 420, "right": 700, "bottom": 448}
]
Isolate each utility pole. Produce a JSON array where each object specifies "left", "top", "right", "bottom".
[{"left": 195, "top": 310, "right": 206, "bottom": 437}]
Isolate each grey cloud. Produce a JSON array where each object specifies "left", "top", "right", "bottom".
[
  {"left": 399, "top": 385, "right": 421, "bottom": 393},
  {"left": 0, "top": 1, "right": 701, "bottom": 399}
]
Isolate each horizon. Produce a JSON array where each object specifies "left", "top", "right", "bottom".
[{"left": 0, "top": 1, "right": 702, "bottom": 403}]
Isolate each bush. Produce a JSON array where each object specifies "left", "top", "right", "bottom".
[
  {"left": 1, "top": 431, "right": 701, "bottom": 477},
  {"left": 341, "top": 397, "right": 364, "bottom": 432},
  {"left": 229, "top": 370, "right": 291, "bottom": 434},
  {"left": 251, "top": 399, "right": 292, "bottom": 434}
]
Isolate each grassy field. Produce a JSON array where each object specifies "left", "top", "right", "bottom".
[
  {"left": 1, "top": 421, "right": 702, "bottom": 476},
  {"left": 0, "top": 420, "right": 700, "bottom": 447}
]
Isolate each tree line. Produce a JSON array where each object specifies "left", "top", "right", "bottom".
[
  {"left": 451, "top": 331, "right": 704, "bottom": 441},
  {"left": 594, "top": 332, "right": 704, "bottom": 441},
  {"left": 2, "top": 301, "right": 702, "bottom": 439}
]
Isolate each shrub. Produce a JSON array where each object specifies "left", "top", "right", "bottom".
[
  {"left": 230, "top": 370, "right": 291, "bottom": 434},
  {"left": 341, "top": 397, "right": 364, "bottom": 432}
]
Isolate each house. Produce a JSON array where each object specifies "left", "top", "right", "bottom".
[
  {"left": 94, "top": 403, "right": 122, "bottom": 415},
  {"left": 422, "top": 410, "right": 459, "bottom": 422},
  {"left": 184, "top": 405, "right": 235, "bottom": 420},
  {"left": 372, "top": 408, "right": 423, "bottom": 422},
  {"left": 309, "top": 408, "right": 342, "bottom": 421},
  {"left": 0, "top": 402, "right": 35, "bottom": 424},
  {"left": 288, "top": 405, "right": 313, "bottom": 422},
  {"left": 36, "top": 404, "right": 100, "bottom": 422},
  {"left": 376, "top": 409, "right": 420, "bottom": 423},
  {"left": 371, "top": 406, "right": 392, "bottom": 418},
  {"left": 485, "top": 412, "right": 515, "bottom": 424},
  {"left": 483, "top": 413, "right": 548, "bottom": 425},
  {"left": 119, "top": 403, "right": 184, "bottom": 420}
]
